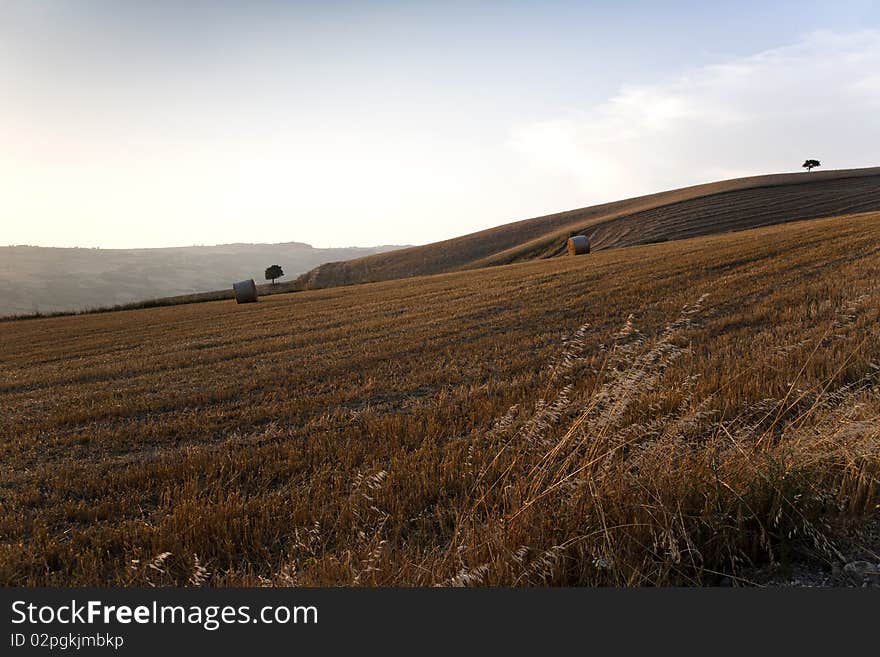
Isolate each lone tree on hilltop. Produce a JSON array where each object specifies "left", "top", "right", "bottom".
[
  {"left": 802, "top": 159, "right": 821, "bottom": 172},
  {"left": 265, "top": 264, "right": 284, "bottom": 285}
]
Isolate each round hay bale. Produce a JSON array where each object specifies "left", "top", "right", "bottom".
[
  {"left": 567, "top": 235, "right": 590, "bottom": 255},
  {"left": 232, "top": 279, "right": 258, "bottom": 304}
]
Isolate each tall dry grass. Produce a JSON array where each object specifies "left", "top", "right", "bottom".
[
  {"left": 241, "top": 295, "right": 877, "bottom": 586},
  {"left": 428, "top": 297, "right": 878, "bottom": 585}
]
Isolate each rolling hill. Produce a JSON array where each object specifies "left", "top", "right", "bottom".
[
  {"left": 0, "top": 242, "right": 405, "bottom": 317},
  {"left": 293, "top": 166, "right": 880, "bottom": 290},
  {"left": 2, "top": 210, "right": 878, "bottom": 586}
]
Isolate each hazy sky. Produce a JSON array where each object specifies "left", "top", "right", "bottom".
[{"left": 2, "top": 0, "right": 880, "bottom": 249}]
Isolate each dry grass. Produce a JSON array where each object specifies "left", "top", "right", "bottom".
[{"left": 1, "top": 212, "right": 879, "bottom": 586}]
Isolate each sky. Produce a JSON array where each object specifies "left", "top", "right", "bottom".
[{"left": 2, "top": 0, "right": 880, "bottom": 249}]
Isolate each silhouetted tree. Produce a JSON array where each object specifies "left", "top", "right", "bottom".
[
  {"left": 802, "top": 159, "right": 821, "bottom": 172},
  {"left": 265, "top": 264, "right": 284, "bottom": 285}
]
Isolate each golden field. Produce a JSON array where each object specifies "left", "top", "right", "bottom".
[
  {"left": 294, "top": 167, "right": 880, "bottom": 290},
  {"left": 1, "top": 212, "right": 879, "bottom": 585}
]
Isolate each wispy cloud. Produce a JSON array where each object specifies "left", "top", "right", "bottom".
[{"left": 511, "top": 31, "right": 880, "bottom": 199}]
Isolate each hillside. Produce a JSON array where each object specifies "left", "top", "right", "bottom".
[
  {"left": 2, "top": 211, "right": 878, "bottom": 586},
  {"left": 0, "top": 242, "right": 405, "bottom": 317},
  {"left": 294, "top": 167, "right": 880, "bottom": 290}
]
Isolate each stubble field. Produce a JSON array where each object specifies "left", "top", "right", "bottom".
[{"left": 1, "top": 212, "right": 879, "bottom": 585}]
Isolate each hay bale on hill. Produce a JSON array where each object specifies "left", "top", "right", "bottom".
[
  {"left": 232, "top": 279, "right": 258, "bottom": 304},
  {"left": 567, "top": 235, "right": 590, "bottom": 255}
]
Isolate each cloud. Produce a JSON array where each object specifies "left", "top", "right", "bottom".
[{"left": 511, "top": 31, "right": 880, "bottom": 201}]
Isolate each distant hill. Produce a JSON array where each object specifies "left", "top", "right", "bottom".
[
  {"left": 293, "top": 166, "right": 880, "bottom": 290},
  {"left": 0, "top": 242, "right": 405, "bottom": 316}
]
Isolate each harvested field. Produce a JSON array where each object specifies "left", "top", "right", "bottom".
[
  {"left": 1, "top": 212, "right": 879, "bottom": 585},
  {"left": 589, "top": 174, "right": 880, "bottom": 249},
  {"left": 294, "top": 167, "right": 880, "bottom": 290}
]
